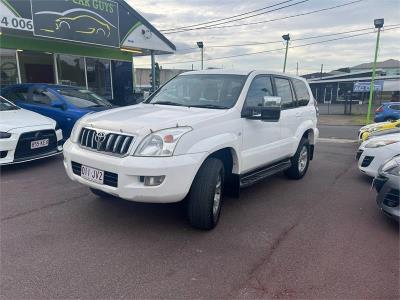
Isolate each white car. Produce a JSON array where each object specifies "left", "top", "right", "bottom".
[
  {"left": 63, "top": 70, "right": 319, "bottom": 229},
  {"left": 357, "top": 132, "right": 400, "bottom": 177},
  {"left": 0, "top": 96, "right": 63, "bottom": 165}
]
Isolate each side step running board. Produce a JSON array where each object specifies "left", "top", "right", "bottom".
[{"left": 240, "top": 159, "right": 291, "bottom": 188}]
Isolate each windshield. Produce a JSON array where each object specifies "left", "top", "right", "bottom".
[
  {"left": 55, "top": 88, "right": 112, "bottom": 108},
  {"left": 0, "top": 96, "right": 20, "bottom": 111},
  {"left": 145, "top": 74, "right": 247, "bottom": 109}
]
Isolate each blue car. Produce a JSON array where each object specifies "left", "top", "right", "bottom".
[
  {"left": 1, "top": 84, "right": 114, "bottom": 139},
  {"left": 375, "top": 102, "right": 400, "bottom": 122}
]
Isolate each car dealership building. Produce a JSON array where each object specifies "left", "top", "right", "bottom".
[{"left": 0, "top": 0, "right": 175, "bottom": 105}]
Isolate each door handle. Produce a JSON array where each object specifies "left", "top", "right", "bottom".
[{"left": 295, "top": 112, "right": 301, "bottom": 117}]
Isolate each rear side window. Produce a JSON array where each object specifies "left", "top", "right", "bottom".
[
  {"left": 3, "top": 88, "right": 28, "bottom": 102},
  {"left": 274, "top": 77, "right": 295, "bottom": 109},
  {"left": 389, "top": 105, "right": 400, "bottom": 111},
  {"left": 292, "top": 79, "right": 311, "bottom": 107}
]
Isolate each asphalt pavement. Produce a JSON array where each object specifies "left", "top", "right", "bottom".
[{"left": 1, "top": 126, "right": 398, "bottom": 299}]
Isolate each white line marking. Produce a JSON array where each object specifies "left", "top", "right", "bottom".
[{"left": 318, "top": 138, "right": 358, "bottom": 144}]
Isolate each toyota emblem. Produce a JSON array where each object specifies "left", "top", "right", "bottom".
[{"left": 94, "top": 132, "right": 107, "bottom": 148}]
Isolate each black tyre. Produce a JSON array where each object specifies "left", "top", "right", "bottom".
[
  {"left": 187, "top": 158, "right": 224, "bottom": 230},
  {"left": 285, "top": 138, "right": 310, "bottom": 180},
  {"left": 90, "top": 188, "right": 113, "bottom": 198}
]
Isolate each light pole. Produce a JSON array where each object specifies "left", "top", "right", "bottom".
[
  {"left": 282, "top": 34, "right": 290, "bottom": 73},
  {"left": 366, "top": 18, "right": 384, "bottom": 124},
  {"left": 197, "top": 41, "right": 204, "bottom": 70}
]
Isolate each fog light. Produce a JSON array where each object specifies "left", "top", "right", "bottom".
[{"left": 141, "top": 176, "right": 165, "bottom": 186}]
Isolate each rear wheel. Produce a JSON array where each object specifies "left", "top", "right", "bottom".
[
  {"left": 187, "top": 158, "right": 224, "bottom": 230},
  {"left": 285, "top": 138, "right": 310, "bottom": 180}
]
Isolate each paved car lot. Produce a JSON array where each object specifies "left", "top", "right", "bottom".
[{"left": 1, "top": 127, "right": 398, "bottom": 299}]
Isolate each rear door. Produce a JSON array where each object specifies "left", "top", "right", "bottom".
[
  {"left": 241, "top": 75, "right": 283, "bottom": 172},
  {"left": 273, "top": 76, "right": 298, "bottom": 157}
]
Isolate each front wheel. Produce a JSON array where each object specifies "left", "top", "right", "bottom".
[
  {"left": 285, "top": 138, "right": 310, "bottom": 180},
  {"left": 187, "top": 158, "right": 224, "bottom": 230}
]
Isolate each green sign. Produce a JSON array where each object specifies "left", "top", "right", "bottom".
[{"left": 31, "top": 0, "right": 119, "bottom": 48}]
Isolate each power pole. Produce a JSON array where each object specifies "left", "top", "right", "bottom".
[
  {"left": 367, "top": 18, "right": 384, "bottom": 124},
  {"left": 197, "top": 41, "right": 204, "bottom": 70},
  {"left": 282, "top": 34, "right": 290, "bottom": 73},
  {"left": 296, "top": 62, "right": 299, "bottom": 76},
  {"left": 320, "top": 64, "right": 324, "bottom": 79}
]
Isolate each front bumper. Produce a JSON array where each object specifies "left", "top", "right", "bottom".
[
  {"left": 63, "top": 140, "right": 206, "bottom": 203},
  {"left": 0, "top": 128, "right": 63, "bottom": 165},
  {"left": 374, "top": 178, "right": 400, "bottom": 221},
  {"left": 358, "top": 147, "right": 397, "bottom": 178}
]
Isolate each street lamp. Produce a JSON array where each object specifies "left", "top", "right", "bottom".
[
  {"left": 366, "top": 18, "right": 384, "bottom": 124},
  {"left": 197, "top": 41, "right": 204, "bottom": 70},
  {"left": 282, "top": 34, "right": 290, "bottom": 73}
]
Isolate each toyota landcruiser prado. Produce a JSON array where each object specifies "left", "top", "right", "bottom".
[{"left": 63, "top": 70, "right": 319, "bottom": 230}]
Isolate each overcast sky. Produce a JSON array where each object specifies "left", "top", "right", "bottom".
[{"left": 128, "top": 0, "right": 400, "bottom": 75}]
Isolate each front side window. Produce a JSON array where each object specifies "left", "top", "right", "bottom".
[
  {"left": 292, "top": 79, "right": 310, "bottom": 107},
  {"left": 275, "top": 77, "right": 295, "bottom": 109},
  {"left": 145, "top": 74, "right": 247, "bottom": 109},
  {"left": 244, "top": 76, "right": 274, "bottom": 107},
  {"left": 31, "top": 89, "right": 58, "bottom": 106}
]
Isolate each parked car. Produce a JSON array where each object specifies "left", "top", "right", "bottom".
[
  {"left": 373, "top": 156, "right": 400, "bottom": 221},
  {"left": 63, "top": 70, "right": 319, "bottom": 230},
  {"left": 375, "top": 102, "right": 400, "bottom": 122},
  {"left": 358, "top": 119, "right": 400, "bottom": 142},
  {"left": 0, "top": 96, "right": 63, "bottom": 165},
  {"left": 357, "top": 132, "right": 400, "bottom": 177},
  {"left": 0, "top": 84, "right": 114, "bottom": 140}
]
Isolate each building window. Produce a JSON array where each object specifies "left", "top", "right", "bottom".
[
  {"left": 0, "top": 49, "right": 19, "bottom": 86},
  {"left": 18, "top": 51, "right": 55, "bottom": 83},
  {"left": 86, "top": 58, "right": 112, "bottom": 100},
  {"left": 57, "top": 54, "right": 86, "bottom": 87}
]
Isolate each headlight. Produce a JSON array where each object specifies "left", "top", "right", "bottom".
[
  {"left": 70, "top": 122, "right": 82, "bottom": 143},
  {"left": 135, "top": 127, "right": 192, "bottom": 157},
  {"left": 365, "top": 140, "right": 398, "bottom": 148},
  {"left": 0, "top": 132, "right": 11, "bottom": 139},
  {"left": 381, "top": 159, "right": 400, "bottom": 176}
]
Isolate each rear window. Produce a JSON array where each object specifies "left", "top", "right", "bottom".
[{"left": 292, "top": 79, "right": 310, "bottom": 107}]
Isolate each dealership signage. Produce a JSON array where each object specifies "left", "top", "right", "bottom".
[
  {"left": 0, "top": 0, "right": 175, "bottom": 53},
  {"left": 353, "top": 80, "right": 384, "bottom": 92}
]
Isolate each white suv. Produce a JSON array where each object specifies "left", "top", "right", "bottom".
[{"left": 63, "top": 70, "right": 319, "bottom": 230}]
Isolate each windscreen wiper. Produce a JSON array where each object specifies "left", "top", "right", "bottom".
[
  {"left": 153, "top": 101, "right": 185, "bottom": 106},
  {"left": 189, "top": 104, "right": 229, "bottom": 109}
]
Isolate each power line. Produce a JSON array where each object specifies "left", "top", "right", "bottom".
[
  {"left": 161, "top": 0, "right": 298, "bottom": 32},
  {"left": 163, "top": 0, "right": 364, "bottom": 34},
  {"left": 137, "top": 26, "right": 400, "bottom": 66},
  {"left": 162, "top": 0, "right": 309, "bottom": 33},
  {"left": 180, "top": 24, "right": 400, "bottom": 50}
]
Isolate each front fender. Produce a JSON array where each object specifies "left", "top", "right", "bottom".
[{"left": 176, "top": 132, "right": 241, "bottom": 173}]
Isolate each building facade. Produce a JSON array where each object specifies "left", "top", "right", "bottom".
[{"left": 0, "top": 0, "right": 175, "bottom": 105}]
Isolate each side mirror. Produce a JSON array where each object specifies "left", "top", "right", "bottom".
[{"left": 52, "top": 101, "right": 67, "bottom": 110}]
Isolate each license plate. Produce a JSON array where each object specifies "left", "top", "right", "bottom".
[
  {"left": 31, "top": 139, "right": 49, "bottom": 149},
  {"left": 81, "top": 165, "right": 104, "bottom": 184}
]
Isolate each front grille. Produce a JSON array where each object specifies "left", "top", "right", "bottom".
[
  {"left": 14, "top": 130, "right": 57, "bottom": 161},
  {"left": 71, "top": 161, "right": 118, "bottom": 188},
  {"left": 79, "top": 128, "right": 134, "bottom": 156},
  {"left": 383, "top": 189, "right": 399, "bottom": 208},
  {"left": 361, "top": 156, "right": 374, "bottom": 167},
  {"left": 356, "top": 150, "right": 364, "bottom": 161}
]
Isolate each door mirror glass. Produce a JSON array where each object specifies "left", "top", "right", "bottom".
[{"left": 263, "top": 96, "right": 281, "bottom": 108}]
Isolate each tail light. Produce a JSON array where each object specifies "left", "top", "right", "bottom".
[{"left": 376, "top": 106, "right": 384, "bottom": 113}]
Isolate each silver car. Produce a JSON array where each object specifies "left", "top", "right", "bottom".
[{"left": 373, "top": 156, "right": 400, "bottom": 221}]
